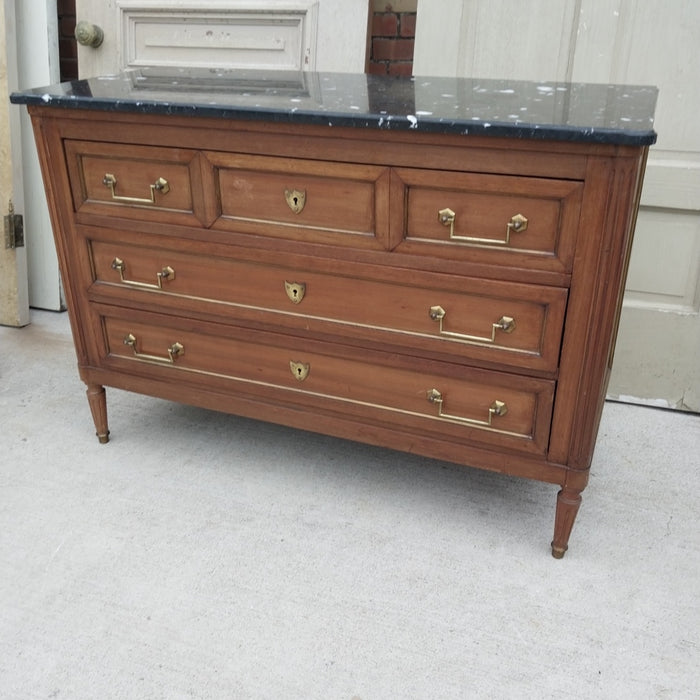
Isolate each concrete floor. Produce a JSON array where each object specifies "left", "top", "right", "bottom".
[{"left": 1, "top": 309, "right": 699, "bottom": 699}]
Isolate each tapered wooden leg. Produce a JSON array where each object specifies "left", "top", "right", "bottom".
[
  {"left": 551, "top": 487, "right": 582, "bottom": 558},
  {"left": 86, "top": 384, "right": 110, "bottom": 444}
]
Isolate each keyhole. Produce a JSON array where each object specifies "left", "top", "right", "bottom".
[
  {"left": 285, "top": 281, "right": 305, "bottom": 304},
  {"left": 290, "top": 360, "right": 309, "bottom": 380},
  {"left": 285, "top": 189, "right": 305, "bottom": 214}
]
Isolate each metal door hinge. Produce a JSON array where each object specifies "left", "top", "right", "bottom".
[{"left": 4, "top": 201, "right": 24, "bottom": 249}]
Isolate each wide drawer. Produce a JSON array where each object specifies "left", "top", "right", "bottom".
[
  {"left": 89, "top": 238, "right": 567, "bottom": 373},
  {"left": 100, "top": 311, "right": 554, "bottom": 455},
  {"left": 206, "top": 152, "right": 390, "bottom": 249},
  {"left": 393, "top": 168, "right": 583, "bottom": 274},
  {"left": 64, "top": 140, "right": 206, "bottom": 226}
]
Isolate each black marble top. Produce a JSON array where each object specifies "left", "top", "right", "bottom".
[{"left": 10, "top": 67, "right": 657, "bottom": 146}]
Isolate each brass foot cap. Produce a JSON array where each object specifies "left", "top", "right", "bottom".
[
  {"left": 97, "top": 431, "right": 110, "bottom": 444},
  {"left": 551, "top": 543, "right": 567, "bottom": 559}
]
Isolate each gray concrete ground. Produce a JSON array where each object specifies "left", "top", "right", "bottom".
[{"left": 1, "top": 310, "right": 699, "bottom": 699}]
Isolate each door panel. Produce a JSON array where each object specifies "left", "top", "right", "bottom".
[
  {"left": 414, "top": 0, "right": 700, "bottom": 412},
  {"left": 76, "top": 1, "right": 369, "bottom": 77},
  {"left": 414, "top": 0, "right": 579, "bottom": 81},
  {"left": 573, "top": 1, "right": 700, "bottom": 412},
  {"left": 122, "top": 4, "right": 318, "bottom": 71}
]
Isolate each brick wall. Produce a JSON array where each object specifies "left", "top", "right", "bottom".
[
  {"left": 57, "top": 0, "right": 78, "bottom": 81},
  {"left": 368, "top": 0, "right": 417, "bottom": 76}
]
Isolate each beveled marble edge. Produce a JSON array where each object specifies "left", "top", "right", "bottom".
[{"left": 10, "top": 69, "right": 658, "bottom": 146}]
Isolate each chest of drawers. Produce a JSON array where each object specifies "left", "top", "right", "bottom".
[{"left": 13, "top": 69, "right": 656, "bottom": 557}]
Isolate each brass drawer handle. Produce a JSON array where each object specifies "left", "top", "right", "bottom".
[
  {"left": 438, "top": 208, "right": 528, "bottom": 246},
  {"left": 103, "top": 173, "right": 170, "bottom": 204},
  {"left": 111, "top": 257, "right": 175, "bottom": 290},
  {"left": 429, "top": 305, "right": 515, "bottom": 343},
  {"left": 427, "top": 388, "right": 507, "bottom": 428},
  {"left": 123, "top": 333, "right": 184, "bottom": 364}
]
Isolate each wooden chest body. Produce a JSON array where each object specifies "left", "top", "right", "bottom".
[{"left": 26, "top": 96, "right": 649, "bottom": 556}]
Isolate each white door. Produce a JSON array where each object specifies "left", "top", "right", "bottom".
[
  {"left": 414, "top": 0, "right": 700, "bottom": 412},
  {"left": 75, "top": 0, "right": 369, "bottom": 77},
  {"left": 0, "top": 0, "right": 29, "bottom": 327},
  {"left": 2, "top": 0, "right": 63, "bottom": 323},
  {"left": 16, "top": 0, "right": 64, "bottom": 312}
]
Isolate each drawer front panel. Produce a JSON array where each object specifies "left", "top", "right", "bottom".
[
  {"left": 101, "top": 313, "right": 554, "bottom": 454},
  {"left": 90, "top": 239, "right": 567, "bottom": 372},
  {"left": 65, "top": 140, "right": 203, "bottom": 225},
  {"left": 394, "top": 168, "right": 582, "bottom": 273},
  {"left": 207, "top": 152, "right": 390, "bottom": 248}
]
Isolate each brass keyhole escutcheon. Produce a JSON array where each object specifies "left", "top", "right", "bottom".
[
  {"left": 285, "top": 281, "right": 306, "bottom": 304},
  {"left": 285, "top": 189, "right": 306, "bottom": 214},
  {"left": 290, "top": 361, "right": 310, "bottom": 381}
]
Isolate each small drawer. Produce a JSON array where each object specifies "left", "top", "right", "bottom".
[
  {"left": 89, "top": 238, "right": 567, "bottom": 373},
  {"left": 101, "top": 312, "right": 554, "bottom": 455},
  {"left": 393, "top": 168, "right": 583, "bottom": 273},
  {"left": 206, "top": 152, "right": 390, "bottom": 249},
  {"left": 64, "top": 140, "right": 204, "bottom": 226}
]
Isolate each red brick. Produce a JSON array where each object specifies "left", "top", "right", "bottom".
[
  {"left": 368, "top": 62, "right": 389, "bottom": 75},
  {"left": 60, "top": 16, "right": 76, "bottom": 38},
  {"left": 388, "top": 62, "right": 413, "bottom": 76},
  {"left": 59, "top": 37, "right": 77, "bottom": 59},
  {"left": 57, "top": 0, "right": 77, "bottom": 82},
  {"left": 59, "top": 58, "right": 78, "bottom": 81},
  {"left": 57, "top": 0, "right": 76, "bottom": 15},
  {"left": 372, "top": 13, "right": 398, "bottom": 37},
  {"left": 372, "top": 38, "right": 414, "bottom": 61},
  {"left": 399, "top": 13, "right": 416, "bottom": 38}
]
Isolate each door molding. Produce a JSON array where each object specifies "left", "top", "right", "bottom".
[{"left": 117, "top": 0, "right": 319, "bottom": 71}]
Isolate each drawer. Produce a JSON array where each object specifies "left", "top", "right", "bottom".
[
  {"left": 64, "top": 140, "right": 206, "bottom": 226},
  {"left": 100, "top": 312, "right": 554, "bottom": 455},
  {"left": 89, "top": 238, "right": 567, "bottom": 373},
  {"left": 206, "top": 152, "right": 390, "bottom": 249},
  {"left": 393, "top": 168, "right": 583, "bottom": 273}
]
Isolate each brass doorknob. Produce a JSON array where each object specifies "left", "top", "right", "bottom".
[{"left": 75, "top": 21, "right": 104, "bottom": 48}]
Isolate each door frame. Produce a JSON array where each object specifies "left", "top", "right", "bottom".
[
  {"left": 16, "top": 0, "right": 64, "bottom": 312},
  {"left": 0, "top": 0, "right": 30, "bottom": 327}
]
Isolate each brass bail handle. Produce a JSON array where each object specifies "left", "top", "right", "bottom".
[
  {"left": 111, "top": 257, "right": 175, "bottom": 290},
  {"left": 75, "top": 21, "right": 104, "bottom": 48},
  {"left": 427, "top": 388, "right": 508, "bottom": 429},
  {"left": 103, "top": 173, "right": 170, "bottom": 205},
  {"left": 438, "top": 208, "right": 528, "bottom": 246},
  {"left": 123, "top": 333, "right": 184, "bottom": 364},
  {"left": 429, "top": 305, "right": 516, "bottom": 344}
]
